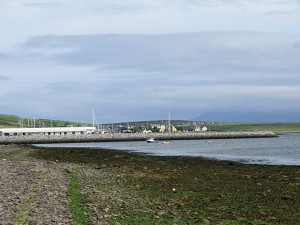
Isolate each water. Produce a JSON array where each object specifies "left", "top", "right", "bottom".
[{"left": 36, "top": 133, "right": 300, "bottom": 166}]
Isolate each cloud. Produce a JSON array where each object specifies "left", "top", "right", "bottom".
[
  {"left": 1, "top": 31, "right": 300, "bottom": 122},
  {"left": 18, "top": 32, "right": 300, "bottom": 84},
  {"left": 0, "top": 75, "right": 9, "bottom": 81},
  {"left": 0, "top": 0, "right": 300, "bottom": 122},
  {"left": 21, "top": 2, "right": 61, "bottom": 8},
  {"left": 0, "top": 0, "right": 299, "bottom": 51},
  {"left": 0, "top": 52, "right": 9, "bottom": 60},
  {"left": 264, "top": 10, "right": 294, "bottom": 15},
  {"left": 294, "top": 42, "right": 300, "bottom": 48}
]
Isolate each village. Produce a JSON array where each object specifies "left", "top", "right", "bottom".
[{"left": 0, "top": 119, "right": 210, "bottom": 137}]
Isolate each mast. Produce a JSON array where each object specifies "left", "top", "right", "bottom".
[
  {"left": 92, "top": 110, "right": 95, "bottom": 127},
  {"left": 92, "top": 109, "right": 100, "bottom": 129},
  {"left": 168, "top": 112, "right": 171, "bottom": 132}
]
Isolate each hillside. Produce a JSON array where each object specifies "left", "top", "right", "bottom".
[
  {"left": 0, "top": 114, "right": 19, "bottom": 128},
  {"left": 0, "top": 114, "right": 86, "bottom": 128}
]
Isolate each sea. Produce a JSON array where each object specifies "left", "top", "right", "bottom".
[{"left": 36, "top": 133, "right": 300, "bottom": 166}]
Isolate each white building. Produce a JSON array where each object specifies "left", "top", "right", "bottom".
[
  {"left": 201, "top": 126, "right": 208, "bottom": 132},
  {"left": 0, "top": 127, "right": 96, "bottom": 137}
]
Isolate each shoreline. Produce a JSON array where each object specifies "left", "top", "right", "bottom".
[
  {"left": 35, "top": 144, "right": 300, "bottom": 167},
  {"left": 0, "top": 131, "right": 277, "bottom": 144},
  {"left": 1, "top": 144, "right": 299, "bottom": 224}
]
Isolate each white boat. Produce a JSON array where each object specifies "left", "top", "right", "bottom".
[
  {"left": 162, "top": 141, "right": 169, "bottom": 144},
  {"left": 146, "top": 138, "right": 158, "bottom": 143}
]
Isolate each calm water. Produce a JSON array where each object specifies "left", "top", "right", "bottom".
[{"left": 36, "top": 133, "right": 300, "bottom": 166}]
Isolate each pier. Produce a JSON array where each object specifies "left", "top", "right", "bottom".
[{"left": 0, "top": 131, "right": 277, "bottom": 144}]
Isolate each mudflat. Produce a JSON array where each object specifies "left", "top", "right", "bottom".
[{"left": 0, "top": 144, "right": 299, "bottom": 225}]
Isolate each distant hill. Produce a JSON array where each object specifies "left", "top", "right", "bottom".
[
  {"left": 0, "top": 114, "right": 19, "bottom": 127},
  {"left": 194, "top": 112, "right": 300, "bottom": 122},
  {"left": 0, "top": 114, "right": 191, "bottom": 129},
  {"left": 0, "top": 114, "right": 88, "bottom": 128}
]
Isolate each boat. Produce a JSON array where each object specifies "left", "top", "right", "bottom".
[
  {"left": 162, "top": 141, "right": 169, "bottom": 144},
  {"left": 146, "top": 138, "right": 159, "bottom": 143}
]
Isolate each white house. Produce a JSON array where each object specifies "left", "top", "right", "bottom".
[{"left": 201, "top": 126, "right": 208, "bottom": 132}]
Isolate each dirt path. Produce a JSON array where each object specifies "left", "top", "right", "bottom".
[{"left": 0, "top": 145, "right": 74, "bottom": 225}]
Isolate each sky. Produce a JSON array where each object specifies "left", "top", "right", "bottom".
[{"left": 1, "top": 0, "right": 300, "bottom": 123}]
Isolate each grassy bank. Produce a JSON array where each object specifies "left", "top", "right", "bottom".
[{"left": 29, "top": 146, "right": 300, "bottom": 225}]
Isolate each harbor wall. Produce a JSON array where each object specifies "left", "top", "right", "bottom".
[{"left": 0, "top": 131, "right": 277, "bottom": 144}]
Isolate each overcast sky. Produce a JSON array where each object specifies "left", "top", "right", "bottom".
[{"left": 1, "top": 0, "right": 300, "bottom": 123}]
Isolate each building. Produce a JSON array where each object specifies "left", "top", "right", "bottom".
[{"left": 0, "top": 127, "right": 96, "bottom": 137}]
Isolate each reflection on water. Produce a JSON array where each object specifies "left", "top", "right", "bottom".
[{"left": 36, "top": 133, "right": 300, "bottom": 166}]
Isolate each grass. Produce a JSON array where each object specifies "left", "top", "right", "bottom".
[
  {"left": 0, "top": 114, "right": 19, "bottom": 127},
  {"left": 13, "top": 190, "right": 36, "bottom": 225},
  {"left": 210, "top": 122, "right": 300, "bottom": 133},
  {"left": 67, "top": 167, "right": 91, "bottom": 225},
  {"left": 0, "top": 114, "right": 89, "bottom": 128}
]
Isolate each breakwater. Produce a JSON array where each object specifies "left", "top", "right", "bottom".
[{"left": 0, "top": 131, "right": 277, "bottom": 144}]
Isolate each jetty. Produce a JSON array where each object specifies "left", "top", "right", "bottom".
[{"left": 0, "top": 131, "right": 277, "bottom": 144}]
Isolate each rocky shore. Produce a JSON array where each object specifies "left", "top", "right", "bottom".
[
  {"left": 1, "top": 143, "right": 299, "bottom": 225},
  {"left": 0, "top": 131, "right": 277, "bottom": 144}
]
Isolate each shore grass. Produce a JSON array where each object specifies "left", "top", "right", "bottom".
[
  {"left": 67, "top": 167, "right": 91, "bottom": 225},
  {"left": 28, "top": 146, "right": 300, "bottom": 225}
]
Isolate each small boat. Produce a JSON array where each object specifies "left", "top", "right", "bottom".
[
  {"left": 162, "top": 141, "right": 169, "bottom": 144},
  {"left": 146, "top": 138, "right": 158, "bottom": 143}
]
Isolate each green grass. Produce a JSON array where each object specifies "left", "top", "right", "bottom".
[
  {"left": 210, "top": 122, "right": 300, "bottom": 133},
  {"left": 0, "top": 114, "right": 89, "bottom": 128},
  {"left": 0, "top": 114, "right": 19, "bottom": 127},
  {"left": 67, "top": 167, "right": 90, "bottom": 225},
  {"left": 13, "top": 190, "right": 36, "bottom": 225}
]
